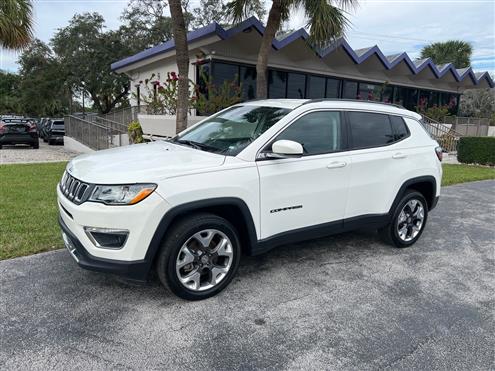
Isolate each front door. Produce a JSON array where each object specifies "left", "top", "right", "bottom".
[{"left": 256, "top": 111, "right": 351, "bottom": 239}]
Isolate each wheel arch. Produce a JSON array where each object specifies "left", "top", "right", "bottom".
[
  {"left": 144, "top": 198, "right": 259, "bottom": 273},
  {"left": 389, "top": 176, "right": 437, "bottom": 216}
]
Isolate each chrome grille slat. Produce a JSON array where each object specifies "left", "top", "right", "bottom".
[{"left": 60, "top": 171, "right": 91, "bottom": 205}]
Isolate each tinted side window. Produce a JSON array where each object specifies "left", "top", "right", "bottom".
[
  {"left": 348, "top": 112, "right": 394, "bottom": 149},
  {"left": 389, "top": 115, "right": 409, "bottom": 141},
  {"left": 275, "top": 111, "right": 342, "bottom": 155}
]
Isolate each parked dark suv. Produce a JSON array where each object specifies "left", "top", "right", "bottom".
[
  {"left": 0, "top": 118, "right": 39, "bottom": 149},
  {"left": 46, "top": 119, "right": 65, "bottom": 145}
]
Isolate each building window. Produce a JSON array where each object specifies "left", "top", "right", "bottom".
[
  {"left": 342, "top": 80, "right": 358, "bottom": 99},
  {"left": 326, "top": 78, "right": 341, "bottom": 98},
  {"left": 306, "top": 75, "right": 326, "bottom": 99},
  {"left": 287, "top": 72, "right": 306, "bottom": 99},
  {"left": 381, "top": 85, "right": 394, "bottom": 103},
  {"left": 212, "top": 62, "right": 239, "bottom": 88},
  {"left": 275, "top": 111, "right": 343, "bottom": 155},
  {"left": 348, "top": 112, "right": 395, "bottom": 149},
  {"left": 394, "top": 86, "right": 418, "bottom": 111},
  {"left": 240, "top": 66, "right": 256, "bottom": 101},
  {"left": 268, "top": 70, "right": 287, "bottom": 98},
  {"left": 447, "top": 94, "right": 459, "bottom": 115},
  {"left": 358, "top": 83, "right": 381, "bottom": 101}
]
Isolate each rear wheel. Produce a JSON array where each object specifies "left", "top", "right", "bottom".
[
  {"left": 379, "top": 190, "right": 428, "bottom": 248},
  {"left": 156, "top": 213, "right": 241, "bottom": 300},
  {"left": 32, "top": 141, "right": 39, "bottom": 149}
]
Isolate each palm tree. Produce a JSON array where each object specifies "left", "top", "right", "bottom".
[
  {"left": 0, "top": 0, "right": 33, "bottom": 50},
  {"left": 420, "top": 40, "right": 472, "bottom": 69},
  {"left": 227, "top": 0, "right": 357, "bottom": 98},
  {"left": 168, "top": 0, "right": 190, "bottom": 132}
]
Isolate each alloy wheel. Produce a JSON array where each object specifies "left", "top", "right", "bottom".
[
  {"left": 396, "top": 199, "right": 425, "bottom": 242},
  {"left": 175, "top": 229, "right": 234, "bottom": 291}
]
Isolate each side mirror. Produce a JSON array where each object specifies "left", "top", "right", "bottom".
[
  {"left": 259, "top": 139, "right": 303, "bottom": 159},
  {"left": 272, "top": 140, "right": 303, "bottom": 155}
]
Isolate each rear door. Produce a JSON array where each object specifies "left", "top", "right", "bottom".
[
  {"left": 344, "top": 111, "right": 412, "bottom": 219},
  {"left": 257, "top": 110, "right": 351, "bottom": 239}
]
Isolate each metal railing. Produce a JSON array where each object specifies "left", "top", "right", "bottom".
[
  {"left": 421, "top": 115, "right": 464, "bottom": 153},
  {"left": 65, "top": 115, "right": 127, "bottom": 151}
]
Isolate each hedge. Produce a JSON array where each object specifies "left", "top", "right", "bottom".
[{"left": 457, "top": 137, "right": 495, "bottom": 166}]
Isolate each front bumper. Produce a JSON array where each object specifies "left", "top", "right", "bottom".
[
  {"left": 59, "top": 215, "right": 150, "bottom": 281},
  {"left": 57, "top": 183, "right": 171, "bottom": 280}
]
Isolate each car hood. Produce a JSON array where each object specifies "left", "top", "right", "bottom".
[{"left": 67, "top": 141, "right": 226, "bottom": 184}]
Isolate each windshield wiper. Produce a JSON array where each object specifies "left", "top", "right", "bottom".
[{"left": 173, "top": 139, "right": 220, "bottom": 153}]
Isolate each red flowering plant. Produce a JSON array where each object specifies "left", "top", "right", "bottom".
[{"left": 133, "top": 72, "right": 196, "bottom": 115}]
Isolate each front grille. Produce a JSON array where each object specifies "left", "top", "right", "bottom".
[{"left": 60, "top": 171, "right": 92, "bottom": 204}]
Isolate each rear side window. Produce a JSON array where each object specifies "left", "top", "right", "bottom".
[
  {"left": 390, "top": 115, "right": 409, "bottom": 141},
  {"left": 275, "top": 111, "right": 343, "bottom": 155},
  {"left": 348, "top": 112, "right": 394, "bottom": 149}
]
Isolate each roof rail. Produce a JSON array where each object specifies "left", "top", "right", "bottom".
[{"left": 300, "top": 98, "right": 406, "bottom": 109}]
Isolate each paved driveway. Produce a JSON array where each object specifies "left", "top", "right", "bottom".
[
  {"left": 0, "top": 141, "right": 78, "bottom": 164},
  {"left": 1, "top": 180, "right": 494, "bottom": 370}
]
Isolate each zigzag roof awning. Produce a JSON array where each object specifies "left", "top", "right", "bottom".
[{"left": 111, "top": 16, "right": 494, "bottom": 88}]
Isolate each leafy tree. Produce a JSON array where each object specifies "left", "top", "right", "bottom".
[
  {"left": 0, "top": 71, "right": 22, "bottom": 114},
  {"left": 52, "top": 13, "right": 131, "bottom": 114},
  {"left": 120, "top": 0, "right": 174, "bottom": 53},
  {"left": 227, "top": 0, "right": 357, "bottom": 98},
  {"left": 420, "top": 40, "right": 472, "bottom": 69},
  {"left": 191, "top": 0, "right": 265, "bottom": 29},
  {"left": 168, "top": 0, "right": 190, "bottom": 132},
  {"left": 459, "top": 88, "right": 495, "bottom": 118},
  {"left": 0, "top": 0, "right": 33, "bottom": 50},
  {"left": 16, "top": 39, "right": 69, "bottom": 116}
]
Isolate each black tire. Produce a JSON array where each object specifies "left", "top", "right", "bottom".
[
  {"left": 48, "top": 139, "right": 54, "bottom": 145},
  {"left": 0, "top": 144, "right": 2, "bottom": 149},
  {"left": 32, "top": 141, "right": 39, "bottom": 149},
  {"left": 156, "top": 213, "right": 241, "bottom": 300},
  {"left": 379, "top": 190, "right": 428, "bottom": 248},
  {"left": 43, "top": 137, "right": 47, "bottom": 143}
]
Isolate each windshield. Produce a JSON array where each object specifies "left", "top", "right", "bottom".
[{"left": 173, "top": 105, "right": 290, "bottom": 156}]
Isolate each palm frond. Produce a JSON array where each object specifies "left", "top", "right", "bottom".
[
  {"left": 303, "top": 0, "right": 351, "bottom": 47},
  {"left": 0, "top": 0, "right": 33, "bottom": 50},
  {"left": 225, "top": 0, "right": 257, "bottom": 24}
]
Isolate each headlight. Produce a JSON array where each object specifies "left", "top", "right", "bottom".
[{"left": 88, "top": 183, "right": 157, "bottom": 205}]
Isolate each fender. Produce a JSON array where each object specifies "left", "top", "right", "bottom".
[
  {"left": 388, "top": 175, "right": 438, "bottom": 217},
  {"left": 143, "top": 197, "right": 259, "bottom": 271}
]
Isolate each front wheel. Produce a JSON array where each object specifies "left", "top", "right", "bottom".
[
  {"left": 156, "top": 213, "right": 241, "bottom": 300},
  {"left": 379, "top": 190, "right": 428, "bottom": 248}
]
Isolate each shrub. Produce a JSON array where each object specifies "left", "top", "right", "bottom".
[
  {"left": 128, "top": 121, "right": 144, "bottom": 144},
  {"left": 424, "top": 105, "right": 450, "bottom": 122},
  {"left": 457, "top": 137, "right": 495, "bottom": 165}
]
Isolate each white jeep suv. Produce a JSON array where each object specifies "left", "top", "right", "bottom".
[{"left": 58, "top": 99, "right": 442, "bottom": 300}]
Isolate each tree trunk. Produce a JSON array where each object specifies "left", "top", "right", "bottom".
[
  {"left": 256, "top": 0, "right": 283, "bottom": 99},
  {"left": 169, "top": 0, "right": 190, "bottom": 133}
]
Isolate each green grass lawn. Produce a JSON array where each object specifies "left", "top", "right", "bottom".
[
  {"left": 0, "top": 162, "right": 67, "bottom": 260},
  {"left": 0, "top": 161, "right": 494, "bottom": 261},
  {"left": 442, "top": 164, "right": 495, "bottom": 186}
]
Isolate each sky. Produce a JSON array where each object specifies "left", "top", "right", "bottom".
[{"left": 1, "top": 0, "right": 494, "bottom": 75}]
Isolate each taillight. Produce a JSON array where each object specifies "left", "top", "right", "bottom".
[
  {"left": 28, "top": 123, "right": 37, "bottom": 132},
  {"left": 0, "top": 124, "right": 5, "bottom": 134},
  {"left": 435, "top": 146, "right": 443, "bottom": 162}
]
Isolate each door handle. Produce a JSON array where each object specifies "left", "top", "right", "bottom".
[
  {"left": 327, "top": 161, "right": 347, "bottom": 169},
  {"left": 392, "top": 153, "right": 407, "bottom": 159}
]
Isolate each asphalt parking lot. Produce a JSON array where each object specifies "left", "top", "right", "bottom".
[{"left": 1, "top": 180, "right": 494, "bottom": 370}]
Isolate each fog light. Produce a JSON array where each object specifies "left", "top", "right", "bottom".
[{"left": 84, "top": 227, "right": 129, "bottom": 249}]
